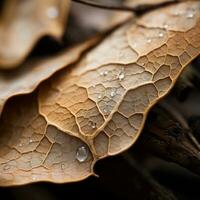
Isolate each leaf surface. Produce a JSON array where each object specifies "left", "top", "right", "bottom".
[
  {"left": 0, "top": 37, "right": 99, "bottom": 116},
  {"left": 39, "top": 1, "right": 200, "bottom": 157},
  {"left": 0, "top": 94, "right": 93, "bottom": 186},
  {"left": 0, "top": 1, "right": 200, "bottom": 186}
]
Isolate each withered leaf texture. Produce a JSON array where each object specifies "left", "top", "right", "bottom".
[
  {"left": 39, "top": 1, "right": 200, "bottom": 156},
  {"left": 0, "top": 1, "right": 200, "bottom": 186},
  {"left": 0, "top": 37, "right": 99, "bottom": 117},
  {"left": 0, "top": 94, "right": 93, "bottom": 186},
  {"left": 0, "top": 0, "right": 70, "bottom": 69}
]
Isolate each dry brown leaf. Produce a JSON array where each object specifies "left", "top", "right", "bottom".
[
  {"left": 39, "top": 1, "right": 200, "bottom": 156},
  {"left": 0, "top": 37, "right": 99, "bottom": 117},
  {"left": 0, "top": 0, "right": 70, "bottom": 69},
  {"left": 0, "top": 94, "right": 93, "bottom": 186},
  {"left": 0, "top": 1, "right": 200, "bottom": 186}
]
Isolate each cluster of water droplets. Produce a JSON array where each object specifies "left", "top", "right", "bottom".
[
  {"left": 146, "top": 7, "right": 197, "bottom": 45},
  {"left": 76, "top": 6, "right": 198, "bottom": 163},
  {"left": 172, "top": 7, "right": 196, "bottom": 19}
]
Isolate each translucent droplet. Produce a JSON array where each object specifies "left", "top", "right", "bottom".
[
  {"left": 32, "top": 175, "right": 37, "bottom": 180},
  {"left": 3, "top": 165, "right": 10, "bottom": 171},
  {"left": 100, "top": 71, "right": 108, "bottom": 76},
  {"left": 147, "top": 38, "right": 152, "bottom": 43},
  {"left": 163, "top": 23, "right": 168, "bottom": 29},
  {"left": 88, "top": 121, "right": 96, "bottom": 129},
  {"left": 118, "top": 71, "right": 125, "bottom": 81},
  {"left": 187, "top": 12, "right": 194, "bottom": 19},
  {"left": 19, "top": 143, "right": 22, "bottom": 147},
  {"left": 132, "top": 42, "right": 137, "bottom": 48},
  {"left": 172, "top": 10, "right": 180, "bottom": 16},
  {"left": 61, "top": 164, "right": 65, "bottom": 169},
  {"left": 158, "top": 32, "right": 164, "bottom": 38},
  {"left": 29, "top": 139, "right": 33, "bottom": 143},
  {"left": 103, "top": 108, "right": 108, "bottom": 114},
  {"left": 98, "top": 94, "right": 102, "bottom": 99},
  {"left": 76, "top": 146, "right": 88, "bottom": 163},
  {"left": 110, "top": 90, "right": 116, "bottom": 97},
  {"left": 46, "top": 7, "right": 59, "bottom": 19}
]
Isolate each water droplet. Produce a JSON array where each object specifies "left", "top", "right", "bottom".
[
  {"left": 61, "top": 164, "right": 65, "bottom": 169},
  {"left": 3, "top": 165, "right": 10, "bottom": 171},
  {"left": 32, "top": 175, "right": 37, "bottom": 180},
  {"left": 46, "top": 7, "right": 59, "bottom": 19},
  {"left": 118, "top": 71, "right": 125, "bottom": 81},
  {"left": 103, "top": 108, "right": 108, "bottom": 114},
  {"left": 100, "top": 71, "right": 108, "bottom": 76},
  {"left": 132, "top": 42, "right": 137, "bottom": 48},
  {"left": 98, "top": 94, "right": 102, "bottom": 99},
  {"left": 19, "top": 143, "right": 22, "bottom": 147},
  {"left": 186, "top": 12, "right": 194, "bottom": 19},
  {"left": 158, "top": 32, "right": 164, "bottom": 38},
  {"left": 172, "top": 10, "right": 180, "bottom": 16},
  {"left": 147, "top": 38, "right": 152, "bottom": 43},
  {"left": 88, "top": 121, "right": 96, "bottom": 129},
  {"left": 76, "top": 146, "right": 88, "bottom": 163},
  {"left": 29, "top": 139, "right": 33, "bottom": 143},
  {"left": 110, "top": 90, "right": 116, "bottom": 97},
  {"left": 163, "top": 23, "right": 168, "bottom": 29},
  {"left": 104, "top": 71, "right": 108, "bottom": 75}
]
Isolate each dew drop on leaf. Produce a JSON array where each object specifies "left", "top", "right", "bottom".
[
  {"left": 46, "top": 7, "right": 59, "bottom": 19},
  {"left": 118, "top": 71, "right": 125, "bottom": 81},
  {"left": 98, "top": 94, "right": 102, "bottom": 99},
  {"left": 163, "top": 23, "right": 169, "bottom": 29},
  {"left": 88, "top": 121, "right": 96, "bottom": 129},
  {"left": 172, "top": 10, "right": 180, "bottom": 17},
  {"left": 76, "top": 146, "right": 88, "bottom": 163},
  {"left": 61, "top": 164, "right": 65, "bottom": 170},
  {"left": 147, "top": 38, "right": 152, "bottom": 43},
  {"left": 110, "top": 90, "right": 116, "bottom": 97},
  {"left": 186, "top": 12, "right": 195, "bottom": 19},
  {"left": 158, "top": 32, "right": 164, "bottom": 38},
  {"left": 103, "top": 108, "right": 109, "bottom": 114},
  {"left": 100, "top": 71, "right": 108, "bottom": 76},
  {"left": 32, "top": 175, "right": 37, "bottom": 180}
]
